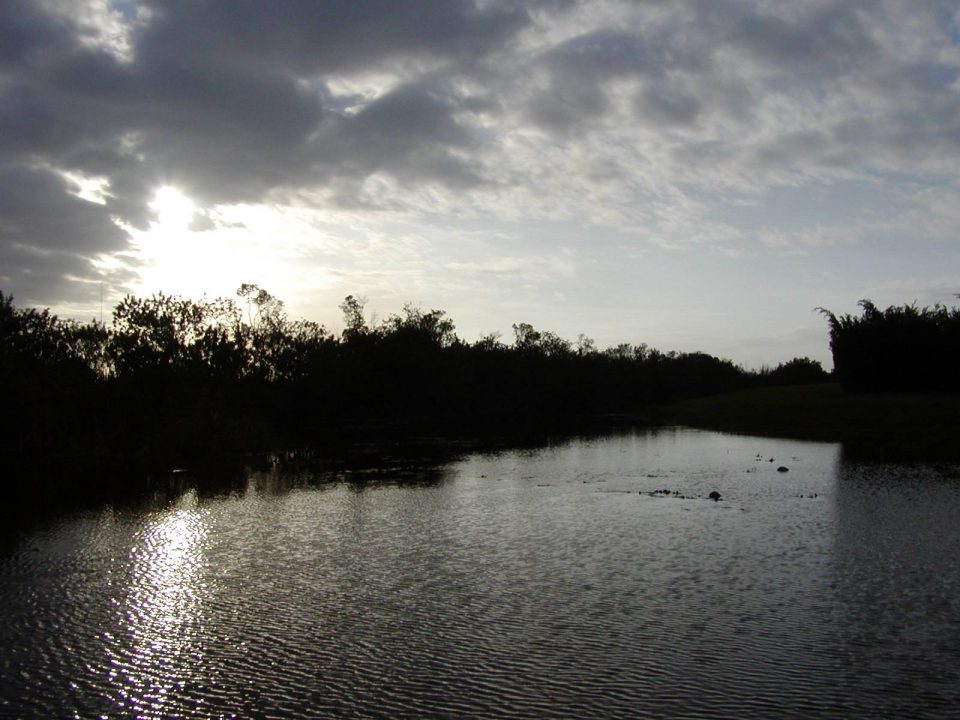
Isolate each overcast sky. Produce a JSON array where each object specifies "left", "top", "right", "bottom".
[{"left": 2, "top": 0, "right": 959, "bottom": 368}]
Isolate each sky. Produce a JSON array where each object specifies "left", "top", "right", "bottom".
[{"left": 2, "top": 0, "right": 959, "bottom": 369}]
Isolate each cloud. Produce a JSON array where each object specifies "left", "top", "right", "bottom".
[
  {"left": 317, "top": 82, "right": 483, "bottom": 188},
  {"left": 1, "top": 0, "right": 959, "bottom": 317},
  {"left": 133, "top": 0, "right": 531, "bottom": 76},
  {"left": 0, "top": 163, "right": 130, "bottom": 300},
  {"left": 0, "top": 0, "right": 534, "bottom": 298}
]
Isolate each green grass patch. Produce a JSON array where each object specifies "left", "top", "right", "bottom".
[{"left": 658, "top": 384, "right": 960, "bottom": 460}]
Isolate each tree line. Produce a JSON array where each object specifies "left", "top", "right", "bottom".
[
  {"left": 820, "top": 300, "right": 960, "bottom": 393},
  {"left": 2, "top": 285, "right": 829, "bottom": 463}
]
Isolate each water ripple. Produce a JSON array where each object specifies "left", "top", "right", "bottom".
[{"left": 2, "top": 431, "right": 960, "bottom": 717}]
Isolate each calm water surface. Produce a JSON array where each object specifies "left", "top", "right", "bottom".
[{"left": 2, "top": 427, "right": 959, "bottom": 718}]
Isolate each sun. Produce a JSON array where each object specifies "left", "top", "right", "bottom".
[
  {"left": 126, "top": 190, "right": 340, "bottom": 317},
  {"left": 130, "top": 191, "right": 300, "bottom": 302},
  {"left": 150, "top": 186, "right": 196, "bottom": 228}
]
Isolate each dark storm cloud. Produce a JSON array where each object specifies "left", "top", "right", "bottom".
[
  {"left": 525, "top": 1, "right": 877, "bottom": 134},
  {"left": 543, "top": 1, "right": 957, "bottom": 177},
  {"left": 0, "top": 0, "right": 72, "bottom": 67},
  {"left": 0, "top": 240, "right": 133, "bottom": 307},
  {"left": 2, "top": 0, "right": 959, "bottom": 306},
  {"left": 0, "top": 165, "right": 125, "bottom": 253},
  {"left": 134, "top": 0, "right": 532, "bottom": 74},
  {"left": 0, "top": 164, "right": 129, "bottom": 300},
  {"left": 322, "top": 83, "right": 482, "bottom": 186},
  {"left": 0, "top": 0, "right": 532, "bottom": 302},
  {"left": 725, "top": 1, "right": 878, "bottom": 75},
  {"left": 526, "top": 28, "right": 698, "bottom": 133},
  {"left": 116, "top": 0, "right": 527, "bottom": 201},
  {"left": 636, "top": 84, "right": 702, "bottom": 128}
]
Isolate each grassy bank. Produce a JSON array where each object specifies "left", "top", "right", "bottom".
[{"left": 657, "top": 384, "right": 960, "bottom": 461}]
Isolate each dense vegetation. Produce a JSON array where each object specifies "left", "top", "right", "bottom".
[
  {"left": 2, "top": 285, "right": 827, "bottom": 464},
  {"left": 660, "top": 383, "right": 960, "bottom": 461},
  {"left": 820, "top": 300, "right": 960, "bottom": 393}
]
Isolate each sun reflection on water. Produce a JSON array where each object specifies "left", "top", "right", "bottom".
[{"left": 105, "top": 491, "right": 211, "bottom": 718}]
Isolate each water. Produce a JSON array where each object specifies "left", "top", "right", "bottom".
[{"left": 2, "top": 427, "right": 959, "bottom": 718}]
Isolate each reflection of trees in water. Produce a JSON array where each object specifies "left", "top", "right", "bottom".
[{"left": 831, "top": 459, "right": 960, "bottom": 713}]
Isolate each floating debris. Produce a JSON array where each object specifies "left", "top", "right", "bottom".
[
  {"left": 708, "top": 491, "right": 722, "bottom": 501},
  {"left": 777, "top": 466, "right": 789, "bottom": 473},
  {"left": 639, "top": 488, "right": 703, "bottom": 500}
]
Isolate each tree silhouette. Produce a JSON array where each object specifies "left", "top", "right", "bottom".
[
  {"left": 819, "top": 300, "right": 960, "bottom": 392},
  {"left": 339, "top": 295, "right": 368, "bottom": 342},
  {"left": 766, "top": 357, "right": 830, "bottom": 386},
  {"left": 1, "top": 286, "right": 772, "bottom": 463}
]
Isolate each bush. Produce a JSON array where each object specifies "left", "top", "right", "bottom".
[
  {"left": 819, "top": 300, "right": 960, "bottom": 392},
  {"left": 766, "top": 357, "right": 831, "bottom": 386}
]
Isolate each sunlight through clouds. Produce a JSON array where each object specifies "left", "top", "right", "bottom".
[
  {"left": 149, "top": 187, "right": 195, "bottom": 228},
  {"left": 129, "top": 196, "right": 344, "bottom": 309}
]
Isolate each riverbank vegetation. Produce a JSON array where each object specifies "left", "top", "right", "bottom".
[
  {"left": 2, "top": 286, "right": 829, "bottom": 464},
  {"left": 658, "top": 384, "right": 960, "bottom": 461},
  {"left": 4, "top": 289, "right": 956, "bottom": 470},
  {"left": 663, "top": 300, "right": 960, "bottom": 460},
  {"left": 820, "top": 300, "right": 960, "bottom": 393}
]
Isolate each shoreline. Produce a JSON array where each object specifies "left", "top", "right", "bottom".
[{"left": 655, "top": 383, "right": 960, "bottom": 461}]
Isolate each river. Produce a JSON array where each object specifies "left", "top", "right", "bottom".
[{"left": 2, "top": 427, "right": 959, "bottom": 718}]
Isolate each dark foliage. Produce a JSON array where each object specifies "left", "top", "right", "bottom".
[
  {"left": 819, "top": 300, "right": 960, "bottom": 393},
  {"left": 2, "top": 287, "right": 763, "bottom": 465},
  {"left": 764, "top": 357, "right": 831, "bottom": 386}
]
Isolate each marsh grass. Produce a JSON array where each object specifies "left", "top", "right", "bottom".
[{"left": 658, "top": 383, "right": 960, "bottom": 460}]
